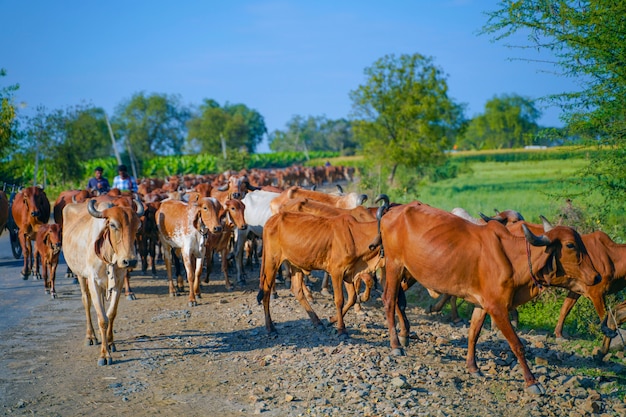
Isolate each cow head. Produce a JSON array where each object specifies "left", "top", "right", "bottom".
[
  {"left": 88, "top": 199, "right": 143, "bottom": 269},
  {"left": 21, "top": 186, "right": 50, "bottom": 222},
  {"left": 217, "top": 175, "right": 259, "bottom": 199},
  {"left": 223, "top": 199, "right": 247, "bottom": 230},
  {"left": 522, "top": 223, "right": 601, "bottom": 288},
  {"left": 43, "top": 224, "right": 63, "bottom": 255},
  {"left": 194, "top": 197, "right": 223, "bottom": 234}
]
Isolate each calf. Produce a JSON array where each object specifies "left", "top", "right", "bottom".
[
  {"left": 204, "top": 199, "right": 247, "bottom": 290},
  {"left": 157, "top": 196, "right": 223, "bottom": 306},
  {"left": 33, "top": 223, "right": 63, "bottom": 298}
]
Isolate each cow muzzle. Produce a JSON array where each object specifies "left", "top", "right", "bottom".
[
  {"left": 213, "top": 225, "right": 223, "bottom": 233},
  {"left": 120, "top": 259, "right": 138, "bottom": 268}
]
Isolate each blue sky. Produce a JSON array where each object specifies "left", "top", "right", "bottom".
[{"left": 2, "top": 1, "right": 580, "bottom": 153}]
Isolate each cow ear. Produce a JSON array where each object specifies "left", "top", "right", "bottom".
[
  {"left": 94, "top": 226, "right": 111, "bottom": 262},
  {"left": 43, "top": 230, "right": 50, "bottom": 246}
]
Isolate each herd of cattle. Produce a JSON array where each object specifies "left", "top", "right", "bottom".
[{"left": 0, "top": 163, "right": 625, "bottom": 396}]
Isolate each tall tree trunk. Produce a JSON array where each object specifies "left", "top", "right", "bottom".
[{"left": 387, "top": 163, "right": 398, "bottom": 185}]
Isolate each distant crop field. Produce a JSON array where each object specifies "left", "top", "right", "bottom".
[{"left": 417, "top": 158, "right": 591, "bottom": 223}]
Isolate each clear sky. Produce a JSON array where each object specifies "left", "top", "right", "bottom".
[{"left": 2, "top": 0, "right": 580, "bottom": 153}]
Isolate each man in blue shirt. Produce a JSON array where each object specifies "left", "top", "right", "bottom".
[
  {"left": 112, "top": 164, "right": 138, "bottom": 193},
  {"left": 86, "top": 167, "right": 110, "bottom": 194}
]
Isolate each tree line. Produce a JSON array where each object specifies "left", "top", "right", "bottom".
[{"left": 1, "top": 1, "right": 620, "bottom": 208}]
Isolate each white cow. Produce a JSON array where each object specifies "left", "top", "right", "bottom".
[{"left": 63, "top": 199, "right": 143, "bottom": 366}]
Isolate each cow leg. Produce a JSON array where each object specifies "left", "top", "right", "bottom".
[
  {"left": 320, "top": 271, "right": 331, "bottom": 297},
  {"left": 554, "top": 291, "right": 582, "bottom": 339},
  {"left": 162, "top": 243, "right": 178, "bottom": 296},
  {"left": 204, "top": 249, "right": 213, "bottom": 284},
  {"left": 88, "top": 279, "right": 113, "bottom": 366},
  {"left": 233, "top": 228, "right": 247, "bottom": 285},
  {"left": 330, "top": 280, "right": 358, "bottom": 322},
  {"left": 77, "top": 276, "right": 98, "bottom": 346},
  {"left": 19, "top": 234, "right": 30, "bottom": 279},
  {"left": 49, "top": 258, "right": 58, "bottom": 299},
  {"left": 329, "top": 270, "right": 348, "bottom": 338},
  {"left": 258, "top": 254, "right": 278, "bottom": 334},
  {"left": 396, "top": 287, "right": 410, "bottom": 347},
  {"left": 291, "top": 271, "right": 322, "bottom": 327},
  {"left": 149, "top": 238, "right": 158, "bottom": 277},
  {"left": 489, "top": 306, "right": 543, "bottom": 394},
  {"left": 124, "top": 270, "right": 136, "bottom": 300},
  {"left": 34, "top": 251, "right": 42, "bottom": 280},
  {"left": 104, "top": 271, "right": 125, "bottom": 356},
  {"left": 382, "top": 263, "right": 405, "bottom": 355},
  {"left": 601, "top": 301, "right": 626, "bottom": 355},
  {"left": 466, "top": 306, "right": 488, "bottom": 376},
  {"left": 221, "top": 248, "right": 232, "bottom": 290},
  {"left": 173, "top": 250, "right": 185, "bottom": 293},
  {"left": 183, "top": 254, "right": 197, "bottom": 306}
]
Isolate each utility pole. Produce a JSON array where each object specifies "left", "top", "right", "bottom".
[{"left": 105, "top": 114, "right": 122, "bottom": 165}]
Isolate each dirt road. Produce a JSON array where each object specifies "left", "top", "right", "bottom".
[{"left": 1, "top": 242, "right": 626, "bottom": 416}]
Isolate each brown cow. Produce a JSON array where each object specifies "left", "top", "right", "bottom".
[
  {"left": 11, "top": 186, "right": 51, "bottom": 279},
  {"left": 506, "top": 219, "right": 626, "bottom": 353},
  {"left": 156, "top": 196, "right": 223, "bottom": 306},
  {"left": 211, "top": 174, "right": 259, "bottom": 204},
  {"left": 374, "top": 200, "right": 601, "bottom": 394},
  {"left": 257, "top": 211, "right": 382, "bottom": 337},
  {"left": 53, "top": 189, "right": 92, "bottom": 225},
  {"left": 269, "top": 186, "right": 368, "bottom": 214},
  {"left": 137, "top": 200, "right": 161, "bottom": 278},
  {"left": 63, "top": 198, "right": 143, "bottom": 365},
  {"left": 33, "top": 223, "right": 63, "bottom": 298},
  {"left": 203, "top": 199, "right": 247, "bottom": 290}
]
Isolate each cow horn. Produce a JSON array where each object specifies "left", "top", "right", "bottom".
[
  {"left": 217, "top": 184, "right": 229, "bottom": 191},
  {"left": 336, "top": 184, "right": 344, "bottom": 194},
  {"left": 245, "top": 182, "right": 260, "bottom": 191},
  {"left": 374, "top": 194, "right": 389, "bottom": 207},
  {"left": 540, "top": 215, "right": 554, "bottom": 232},
  {"left": 134, "top": 197, "right": 145, "bottom": 217},
  {"left": 480, "top": 212, "right": 506, "bottom": 225},
  {"left": 357, "top": 194, "right": 368, "bottom": 206},
  {"left": 522, "top": 223, "right": 551, "bottom": 247},
  {"left": 310, "top": 185, "right": 316, "bottom": 191},
  {"left": 87, "top": 199, "right": 105, "bottom": 219}
]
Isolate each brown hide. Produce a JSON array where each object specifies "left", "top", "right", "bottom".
[
  {"left": 378, "top": 201, "right": 600, "bottom": 392},
  {"left": 12, "top": 186, "right": 51, "bottom": 277},
  {"left": 259, "top": 211, "right": 381, "bottom": 337},
  {"left": 34, "top": 223, "right": 62, "bottom": 297},
  {"left": 270, "top": 186, "right": 368, "bottom": 214}
]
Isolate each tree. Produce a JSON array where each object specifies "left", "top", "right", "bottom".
[
  {"left": 269, "top": 115, "right": 358, "bottom": 155},
  {"left": 482, "top": 2, "right": 626, "bottom": 218},
  {"left": 187, "top": 100, "right": 266, "bottom": 155},
  {"left": 114, "top": 92, "right": 191, "bottom": 164},
  {"left": 458, "top": 94, "right": 541, "bottom": 150},
  {"left": 349, "top": 53, "right": 464, "bottom": 184},
  {"left": 0, "top": 68, "right": 19, "bottom": 164}
]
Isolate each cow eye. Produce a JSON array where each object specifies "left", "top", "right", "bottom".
[{"left": 566, "top": 243, "right": 576, "bottom": 249}]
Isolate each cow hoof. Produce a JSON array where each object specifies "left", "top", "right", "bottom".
[
  {"left": 470, "top": 371, "right": 483, "bottom": 379},
  {"left": 97, "top": 358, "right": 108, "bottom": 366},
  {"left": 526, "top": 383, "right": 546, "bottom": 396},
  {"left": 51, "top": 292, "right": 57, "bottom": 299},
  {"left": 110, "top": 343, "right": 117, "bottom": 353},
  {"left": 320, "top": 288, "right": 331, "bottom": 297},
  {"left": 399, "top": 336, "right": 409, "bottom": 348},
  {"left": 271, "top": 292, "right": 279, "bottom": 300},
  {"left": 390, "top": 348, "right": 405, "bottom": 356},
  {"left": 21, "top": 273, "right": 29, "bottom": 280},
  {"left": 188, "top": 301, "right": 197, "bottom": 307}
]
